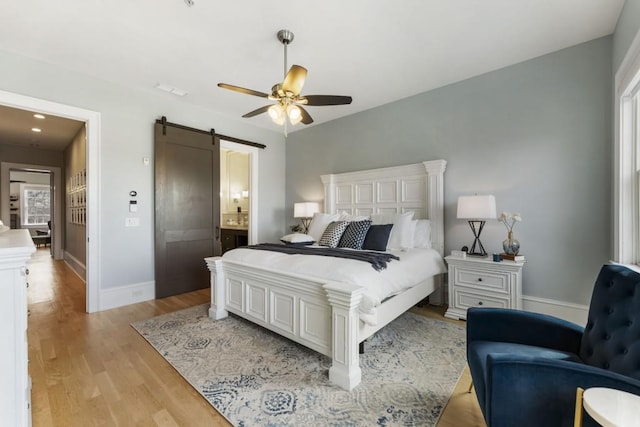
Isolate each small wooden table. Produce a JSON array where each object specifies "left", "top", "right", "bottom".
[{"left": 578, "top": 387, "right": 640, "bottom": 427}]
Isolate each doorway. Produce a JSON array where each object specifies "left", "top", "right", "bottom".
[
  {"left": 0, "top": 89, "right": 101, "bottom": 313},
  {"left": 9, "top": 168, "right": 53, "bottom": 252},
  {"left": 2, "top": 163, "right": 63, "bottom": 259},
  {"left": 220, "top": 148, "right": 249, "bottom": 254},
  {"left": 220, "top": 139, "right": 260, "bottom": 245}
]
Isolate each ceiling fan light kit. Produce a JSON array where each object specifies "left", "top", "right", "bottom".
[{"left": 218, "top": 29, "right": 352, "bottom": 133}]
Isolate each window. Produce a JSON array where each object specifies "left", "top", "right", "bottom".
[
  {"left": 22, "top": 184, "right": 50, "bottom": 226},
  {"left": 615, "top": 30, "right": 640, "bottom": 265}
]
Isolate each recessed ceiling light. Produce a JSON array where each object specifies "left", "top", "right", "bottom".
[
  {"left": 33, "top": 114, "right": 45, "bottom": 119},
  {"left": 31, "top": 128, "right": 41, "bottom": 133}
]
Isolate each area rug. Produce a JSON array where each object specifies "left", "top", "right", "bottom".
[{"left": 131, "top": 304, "right": 466, "bottom": 426}]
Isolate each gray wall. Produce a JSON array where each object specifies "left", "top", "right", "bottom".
[
  {"left": 64, "top": 126, "right": 87, "bottom": 270},
  {"left": 0, "top": 49, "right": 286, "bottom": 294},
  {"left": 286, "top": 37, "right": 612, "bottom": 306}
]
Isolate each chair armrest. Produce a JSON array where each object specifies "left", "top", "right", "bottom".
[
  {"left": 467, "top": 307, "right": 584, "bottom": 354},
  {"left": 485, "top": 354, "right": 640, "bottom": 427}
]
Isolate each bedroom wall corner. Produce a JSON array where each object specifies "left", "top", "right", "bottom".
[{"left": 285, "top": 36, "right": 613, "bottom": 309}]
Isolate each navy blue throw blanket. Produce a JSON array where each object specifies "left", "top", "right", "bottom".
[{"left": 243, "top": 243, "right": 400, "bottom": 271}]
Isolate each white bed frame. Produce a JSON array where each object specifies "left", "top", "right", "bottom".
[{"left": 205, "top": 160, "right": 447, "bottom": 390}]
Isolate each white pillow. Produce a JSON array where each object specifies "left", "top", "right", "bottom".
[
  {"left": 413, "top": 219, "right": 432, "bottom": 248},
  {"left": 338, "top": 211, "right": 370, "bottom": 222},
  {"left": 370, "top": 211, "right": 415, "bottom": 250},
  {"left": 280, "top": 233, "right": 315, "bottom": 244},
  {"left": 307, "top": 212, "right": 340, "bottom": 242}
]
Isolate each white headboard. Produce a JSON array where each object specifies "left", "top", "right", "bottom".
[{"left": 320, "top": 160, "right": 447, "bottom": 255}]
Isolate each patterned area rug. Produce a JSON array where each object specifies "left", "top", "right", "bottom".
[{"left": 131, "top": 304, "right": 466, "bottom": 426}]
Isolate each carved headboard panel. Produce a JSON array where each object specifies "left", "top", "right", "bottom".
[{"left": 320, "top": 160, "right": 447, "bottom": 255}]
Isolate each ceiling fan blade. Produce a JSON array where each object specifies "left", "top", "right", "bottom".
[
  {"left": 242, "top": 105, "right": 271, "bottom": 118},
  {"left": 218, "top": 83, "right": 270, "bottom": 98},
  {"left": 282, "top": 65, "right": 307, "bottom": 96},
  {"left": 298, "top": 106, "right": 314, "bottom": 125},
  {"left": 302, "top": 95, "right": 353, "bottom": 106}
]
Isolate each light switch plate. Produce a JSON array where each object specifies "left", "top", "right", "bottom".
[{"left": 125, "top": 217, "right": 140, "bottom": 227}]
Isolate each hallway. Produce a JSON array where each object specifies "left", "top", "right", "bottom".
[{"left": 26, "top": 248, "right": 227, "bottom": 426}]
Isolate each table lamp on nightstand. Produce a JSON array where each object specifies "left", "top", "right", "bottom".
[
  {"left": 294, "top": 202, "right": 320, "bottom": 234},
  {"left": 457, "top": 194, "right": 496, "bottom": 256}
]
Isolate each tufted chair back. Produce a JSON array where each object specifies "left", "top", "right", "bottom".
[{"left": 579, "top": 264, "right": 640, "bottom": 380}]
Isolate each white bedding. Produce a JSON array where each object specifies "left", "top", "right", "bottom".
[{"left": 222, "top": 246, "right": 447, "bottom": 325}]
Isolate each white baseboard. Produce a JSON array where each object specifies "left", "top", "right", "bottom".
[
  {"left": 522, "top": 295, "right": 589, "bottom": 326},
  {"left": 63, "top": 251, "right": 86, "bottom": 282},
  {"left": 99, "top": 281, "right": 155, "bottom": 311}
]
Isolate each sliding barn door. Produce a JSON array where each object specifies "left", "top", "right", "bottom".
[{"left": 154, "top": 121, "right": 220, "bottom": 299}]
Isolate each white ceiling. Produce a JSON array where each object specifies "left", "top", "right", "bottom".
[{"left": 0, "top": 0, "right": 625, "bottom": 147}]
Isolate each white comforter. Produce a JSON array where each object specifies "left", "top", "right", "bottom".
[{"left": 221, "top": 246, "right": 447, "bottom": 325}]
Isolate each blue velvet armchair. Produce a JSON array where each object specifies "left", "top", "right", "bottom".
[{"left": 467, "top": 264, "right": 640, "bottom": 427}]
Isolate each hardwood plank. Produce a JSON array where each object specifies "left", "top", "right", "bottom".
[{"left": 28, "top": 247, "right": 485, "bottom": 426}]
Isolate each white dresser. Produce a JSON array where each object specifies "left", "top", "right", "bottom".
[
  {"left": 0, "top": 230, "right": 36, "bottom": 426},
  {"left": 444, "top": 255, "right": 525, "bottom": 320}
]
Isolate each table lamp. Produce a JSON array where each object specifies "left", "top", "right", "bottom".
[
  {"left": 457, "top": 195, "right": 496, "bottom": 256},
  {"left": 294, "top": 202, "right": 320, "bottom": 234}
]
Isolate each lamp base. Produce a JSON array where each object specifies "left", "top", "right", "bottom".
[
  {"left": 467, "top": 220, "right": 488, "bottom": 257},
  {"left": 300, "top": 217, "right": 312, "bottom": 234}
]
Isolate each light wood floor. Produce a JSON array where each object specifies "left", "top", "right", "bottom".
[{"left": 27, "top": 248, "right": 486, "bottom": 426}]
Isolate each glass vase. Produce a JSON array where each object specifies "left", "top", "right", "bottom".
[{"left": 502, "top": 231, "right": 520, "bottom": 255}]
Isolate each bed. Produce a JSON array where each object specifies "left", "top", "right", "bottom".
[{"left": 205, "top": 160, "right": 447, "bottom": 390}]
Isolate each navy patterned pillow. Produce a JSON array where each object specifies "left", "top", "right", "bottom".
[
  {"left": 318, "top": 221, "right": 349, "bottom": 248},
  {"left": 338, "top": 220, "right": 372, "bottom": 250}
]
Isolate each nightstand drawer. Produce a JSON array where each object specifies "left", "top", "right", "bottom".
[
  {"left": 455, "top": 289, "right": 509, "bottom": 310},
  {"left": 455, "top": 268, "right": 509, "bottom": 293}
]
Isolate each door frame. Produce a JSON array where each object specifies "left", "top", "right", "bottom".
[
  {"left": 220, "top": 139, "right": 259, "bottom": 244},
  {"left": 0, "top": 90, "right": 101, "bottom": 313}
]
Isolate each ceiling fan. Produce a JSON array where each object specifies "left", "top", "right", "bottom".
[{"left": 218, "top": 29, "right": 352, "bottom": 130}]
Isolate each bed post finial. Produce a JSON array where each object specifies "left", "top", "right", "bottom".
[
  {"left": 205, "top": 257, "right": 228, "bottom": 320},
  {"left": 324, "top": 281, "right": 365, "bottom": 390},
  {"left": 422, "top": 160, "right": 447, "bottom": 256},
  {"left": 320, "top": 173, "right": 335, "bottom": 213}
]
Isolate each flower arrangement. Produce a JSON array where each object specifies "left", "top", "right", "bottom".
[
  {"left": 498, "top": 212, "right": 522, "bottom": 255},
  {"left": 498, "top": 211, "right": 522, "bottom": 234}
]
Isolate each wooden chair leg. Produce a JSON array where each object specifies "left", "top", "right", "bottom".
[{"left": 574, "top": 387, "right": 584, "bottom": 427}]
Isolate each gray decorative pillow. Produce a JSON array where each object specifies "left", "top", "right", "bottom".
[
  {"left": 338, "top": 220, "right": 372, "bottom": 250},
  {"left": 318, "top": 221, "right": 349, "bottom": 248}
]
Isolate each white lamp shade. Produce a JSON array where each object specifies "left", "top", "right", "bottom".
[
  {"left": 294, "top": 202, "right": 320, "bottom": 218},
  {"left": 457, "top": 195, "right": 497, "bottom": 219}
]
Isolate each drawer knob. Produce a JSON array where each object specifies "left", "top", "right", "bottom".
[
  {"left": 477, "top": 277, "right": 483, "bottom": 282},
  {"left": 478, "top": 301, "right": 484, "bottom": 306}
]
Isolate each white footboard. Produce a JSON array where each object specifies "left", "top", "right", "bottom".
[{"left": 205, "top": 256, "right": 365, "bottom": 390}]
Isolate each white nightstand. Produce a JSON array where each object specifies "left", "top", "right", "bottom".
[{"left": 444, "top": 255, "right": 525, "bottom": 320}]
